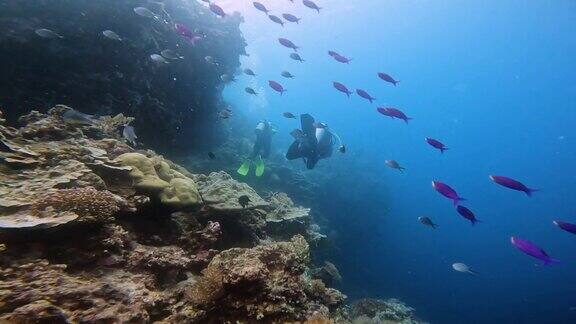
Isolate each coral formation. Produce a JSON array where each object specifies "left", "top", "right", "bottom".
[{"left": 350, "top": 298, "right": 421, "bottom": 324}]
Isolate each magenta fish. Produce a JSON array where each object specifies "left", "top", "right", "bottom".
[
  {"left": 279, "top": 38, "right": 299, "bottom": 51},
  {"left": 553, "top": 220, "right": 576, "bottom": 235},
  {"left": 303, "top": 0, "right": 321, "bottom": 13},
  {"left": 268, "top": 80, "right": 286, "bottom": 95},
  {"left": 174, "top": 23, "right": 203, "bottom": 45},
  {"left": 356, "top": 89, "right": 375, "bottom": 103},
  {"left": 282, "top": 13, "right": 301, "bottom": 23},
  {"left": 456, "top": 205, "right": 480, "bottom": 225},
  {"left": 377, "top": 107, "right": 412, "bottom": 124},
  {"left": 426, "top": 137, "right": 448, "bottom": 153},
  {"left": 333, "top": 82, "right": 353, "bottom": 97},
  {"left": 432, "top": 180, "right": 465, "bottom": 205},
  {"left": 333, "top": 54, "right": 352, "bottom": 64},
  {"left": 209, "top": 3, "right": 226, "bottom": 17},
  {"left": 253, "top": 2, "right": 270, "bottom": 13},
  {"left": 489, "top": 175, "right": 537, "bottom": 197},
  {"left": 268, "top": 15, "right": 284, "bottom": 26},
  {"left": 510, "top": 236, "right": 559, "bottom": 265},
  {"left": 378, "top": 72, "right": 400, "bottom": 86}
]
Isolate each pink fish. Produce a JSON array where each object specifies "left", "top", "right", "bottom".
[
  {"left": 456, "top": 205, "right": 480, "bottom": 225},
  {"left": 333, "top": 82, "right": 353, "bottom": 97},
  {"left": 356, "top": 89, "right": 375, "bottom": 103},
  {"left": 489, "top": 175, "right": 537, "bottom": 197},
  {"left": 426, "top": 137, "right": 448, "bottom": 153},
  {"left": 432, "top": 180, "right": 465, "bottom": 205},
  {"left": 209, "top": 3, "right": 226, "bottom": 17},
  {"left": 174, "top": 23, "right": 203, "bottom": 45},
  {"left": 378, "top": 72, "right": 400, "bottom": 86},
  {"left": 511, "top": 237, "right": 560, "bottom": 265},
  {"left": 377, "top": 107, "right": 412, "bottom": 124},
  {"left": 268, "top": 80, "right": 286, "bottom": 95}
]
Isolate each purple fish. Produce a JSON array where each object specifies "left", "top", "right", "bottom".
[
  {"left": 174, "top": 23, "right": 203, "bottom": 45},
  {"left": 333, "top": 82, "right": 353, "bottom": 97},
  {"left": 328, "top": 50, "right": 340, "bottom": 57},
  {"left": 356, "top": 89, "right": 376, "bottom": 103},
  {"left": 209, "top": 3, "right": 226, "bottom": 17},
  {"left": 377, "top": 107, "right": 412, "bottom": 124},
  {"left": 333, "top": 54, "right": 352, "bottom": 64},
  {"left": 553, "top": 220, "right": 576, "bottom": 235},
  {"left": 303, "top": 0, "right": 321, "bottom": 13},
  {"left": 289, "top": 53, "right": 304, "bottom": 62},
  {"left": 456, "top": 205, "right": 480, "bottom": 225},
  {"left": 268, "top": 15, "right": 284, "bottom": 26},
  {"left": 426, "top": 137, "right": 448, "bottom": 153},
  {"left": 279, "top": 38, "right": 299, "bottom": 51},
  {"left": 378, "top": 72, "right": 400, "bottom": 86},
  {"left": 268, "top": 80, "right": 286, "bottom": 95},
  {"left": 253, "top": 2, "right": 270, "bottom": 13},
  {"left": 510, "top": 236, "right": 560, "bottom": 265},
  {"left": 432, "top": 180, "right": 465, "bottom": 205},
  {"left": 489, "top": 175, "right": 537, "bottom": 197},
  {"left": 282, "top": 13, "right": 301, "bottom": 23}
]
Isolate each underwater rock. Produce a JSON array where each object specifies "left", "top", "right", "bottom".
[
  {"left": 194, "top": 171, "right": 268, "bottom": 211},
  {"left": 350, "top": 298, "right": 422, "bottom": 324}
]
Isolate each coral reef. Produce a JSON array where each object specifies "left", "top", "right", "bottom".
[
  {"left": 0, "top": 109, "right": 356, "bottom": 323},
  {"left": 350, "top": 298, "right": 422, "bottom": 324},
  {"left": 0, "top": 0, "right": 247, "bottom": 152}
]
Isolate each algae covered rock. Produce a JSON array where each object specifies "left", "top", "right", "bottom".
[
  {"left": 115, "top": 152, "right": 202, "bottom": 207},
  {"left": 194, "top": 171, "right": 268, "bottom": 211}
]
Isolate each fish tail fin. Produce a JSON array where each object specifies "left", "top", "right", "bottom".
[
  {"left": 394, "top": 80, "right": 400, "bottom": 86},
  {"left": 544, "top": 258, "right": 560, "bottom": 265},
  {"left": 526, "top": 188, "right": 539, "bottom": 197},
  {"left": 432, "top": 223, "right": 438, "bottom": 229},
  {"left": 453, "top": 197, "right": 466, "bottom": 206},
  {"left": 405, "top": 118, "right": 413, "bottom": 124},
  {"left": 440, "top": 147, "right": 449, "bottom": 154},
  {"left": 317, "top": 8, "right": 321, "bottom": 13},
  {"left": 399, "top": 167, "right": 405, "bottom": 172},
  {"left": 468, "top": 270, "right": 479, "bottom": 276}
]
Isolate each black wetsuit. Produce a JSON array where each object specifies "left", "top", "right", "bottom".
[{"left": 251, "top": 121, "right": 273, "bottom": 159}]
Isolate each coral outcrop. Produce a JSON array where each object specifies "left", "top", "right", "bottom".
[
  {"left": 350, "top": 298, "right": 422, "bottom": 324},
  {"left": 0, "top": 108, "right": 354, "bottom": 323}
]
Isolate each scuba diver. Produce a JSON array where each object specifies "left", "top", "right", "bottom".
[
  {"left": 237, "top": 120, "right": 275, "bottom": 177},
  {"left": 286, "top": 114, "right": 345, "bottom": 169}
]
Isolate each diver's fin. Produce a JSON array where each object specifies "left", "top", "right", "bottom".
[
  {"left": 286, "top": 141, "right": 304, "bottom": 160},
  {"left": 237, "top": 160, "right": 251, "bottom": 176},
  {"left": 255, "top": 155, "right": 265, "bottom": 177}
]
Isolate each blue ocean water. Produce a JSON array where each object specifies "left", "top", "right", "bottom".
[{"left": 222, "top": 1, "right": 576, "bottom": 323}]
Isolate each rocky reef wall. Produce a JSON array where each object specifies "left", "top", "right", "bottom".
[{"left": 0, "top": 0, "right": 246, "bottom": 152}]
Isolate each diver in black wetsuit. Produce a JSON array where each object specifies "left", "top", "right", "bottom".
[{"left": 237, "top": 120, "right": 275, "bottom": 177}]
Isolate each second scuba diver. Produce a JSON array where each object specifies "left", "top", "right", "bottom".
[{"left": 237, "top": 120, "right": 275, "bottom": 177}]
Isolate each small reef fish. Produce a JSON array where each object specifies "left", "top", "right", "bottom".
[
  {"left": 426, "top": 137, "right": 448, "bottom": 153},
  {"left": 133, "top": 7, "right": 159, "bottom": 20},
  {"left": 356, "top": 89, "right": 376, "bottom": 103},
  {"left": 35, "top": 28, "right": 64, "bottom": 39},
  {"left": 150, "top": 54, "right": 169, "bottom": 64},
  {"left": 333, "top": 82, "right": 353, "bottom": 97},
  {"left": 456, "top": 205, "right": 480, "bottom": 225},
  {"left": 174, "top": 23, "right": 203, "bottom": 45},
  {"left": 377, "top": 107, "right": 412, "bottom": 123},
  {"left": 245, "top": 87, "right": 258, "bottom": 95},
  {"left": 209, "top": 3, "right": 226, "bottom": 17},
  {"left": 208, "top": 152, "right": 216, "bottom": 159},
  {"left": 122, "top": 125, "right": 137, "bottom": 146},
  {"left": 510, "top": 236, "right": 560, "bottom": 265},
  {"left": 238, "top": 195, "right": 251, "bottom": 208},
  {"left": 220, "top": 74, "right": 236, "bottom": 83},
  {"left": 378, "top": 72, "right": 400, "bottom": 86},
  {"left": 489, "top": 175, "right": 537, "bottom": 197},
  {"left": 290, "top": 53, "right": 305, "bottom": 62},
  {"left": 268, "top": 15, "right": 284, "bottom": 26},
  {"left": 452, "top": 263, "right": 477, "bottom": 275},
  {"left": 432, "top": 180, "right": 465, "bottom": 205},
  {"left": 62, "top": 109, "right": 95, "bottom": 125},
  {"left": 279, "top": 38, "right": 299, "bottom": 51},
  {"left": 253, "top": 2, "right": 270, "bottom": 14},
  {"left": 204, "top": 56, "right": 215, "bottom": 64},
  {"left": 283, "top": 14, "right": 301, "bottom": 23},
  {"left": 418, "top": 216, "right": 437, "bottom": 229},
  {"left": 333, "top": 54, "right": 352, "bottom": 64},
  {"left": 385, "top": 160, "right": 405, "bottom": 172},
  {"left": 161, "top": 49, "right": 184, "bottom": 60},
  {"left": 243, "top": 68, "right": 256, "bottom": 76},
  {"left": 268, "top": 80, "right": 286, "bottom": 95},
  {"left": 283, "top": 112, "right": 297, "bottom": 119},
  {"left": 339, "top": 145, "right": 346, "bottom": 153},
  {"left": 553, "top": 220, "right": 576, "bottom": 235},
  {"left": 281, "top": 71, "right": 295, "bottom": 78},
  {"left": 102, "top": 30, "right": 122, "bottom": 41},
  {"left": 303, "top": 0, "right": 322, "bottom": 13},
  {"left": 328, "top": 50, "right": 340, "bottom": 57}
]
